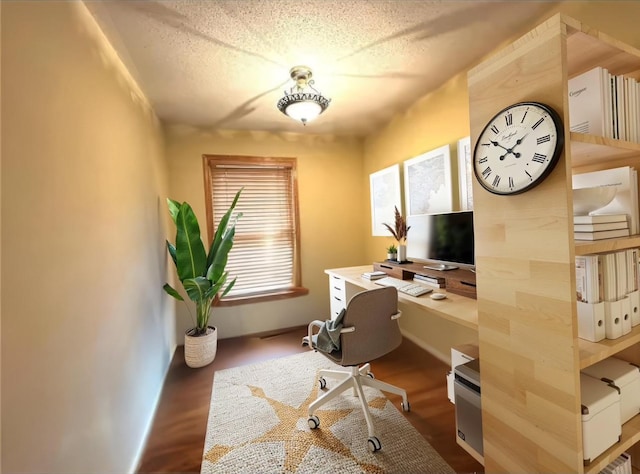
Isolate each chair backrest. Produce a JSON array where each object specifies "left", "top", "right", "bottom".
[{"left": 338, "top": 286, "right": 402, "bottom": 366}]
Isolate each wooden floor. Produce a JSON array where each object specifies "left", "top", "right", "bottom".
[{"left": 137, "top": 326, "right": 484, "bottom": 474}]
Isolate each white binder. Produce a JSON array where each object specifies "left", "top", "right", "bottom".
[
  {"left": 604, "top": 299, "right": 625, "bottom": 340},
  {"left": 577, "top": 301, "right": 606, "bottom": 342}
]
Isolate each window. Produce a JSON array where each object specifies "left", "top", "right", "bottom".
[{"left": 202, "top": 155, "right": 308, "bottom": 305}]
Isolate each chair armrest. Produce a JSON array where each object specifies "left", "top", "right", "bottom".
[
  {"left": 307, "top": 320, "right": 324, "bottom": 341},
  {"left": 391, "top": 310, "right": 402, "bottom": 320}
]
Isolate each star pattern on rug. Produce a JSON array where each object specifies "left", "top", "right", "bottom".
[{"left": 203, "top": 372, "right": 388, "bottom": 473}]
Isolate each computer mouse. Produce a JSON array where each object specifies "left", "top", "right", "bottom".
[{"left": 430, "top": 293, "right": 447, "bottom": 300}]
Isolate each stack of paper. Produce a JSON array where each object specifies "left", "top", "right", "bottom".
[
  {"left": 361, "top": 271, "right": 386, "bottom": 280},
  {"left": 600, "top": 452, "right": 632, "bottom": 474},
  {"left": 569, "top": 66, "right": 640, "bottom": 142},
  {"left": 573, "top": 167, "right": 638, "bottom": 235}
]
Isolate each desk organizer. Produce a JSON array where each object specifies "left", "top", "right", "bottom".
[
  {"left": 577, "top": 301, "right": 605, "bottom": 342},
  {"left": 628, "top": 289, "right": 640, "bottom": 327},
  {"left": 580, "top": 373, "right": 621, "bottom": 464},
  {"left": 604, "top": 297, "right": 631, "bottom": 340}
]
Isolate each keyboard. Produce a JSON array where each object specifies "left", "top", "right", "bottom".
[
  {"left": 398, "top": 284, "right": 433, "bottom": 297},
  {"left": 375, "top": 277, "right": 433, "bottom": 297}
]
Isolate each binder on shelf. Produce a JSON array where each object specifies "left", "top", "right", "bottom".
[
  {"left": 628, "top": 290, "right": 640, "bottom": 327},
  {"left": 625, "top": 249, "right": 640, "bottom": 326},
  {"left": 577, "top": 301, "right": 606, "bottom": 342},
  {"left": 620, "top": 297, "right": 632, "bottom": 335},
  {"left": 604, "top": 299, "right": 625, "bottom": 340}
]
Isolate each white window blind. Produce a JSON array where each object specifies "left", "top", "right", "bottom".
[{"left": 205, "top": 157, "right": 299, "bottom": 299}]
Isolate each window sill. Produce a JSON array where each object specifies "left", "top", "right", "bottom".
[{"left": 216, "top": 287, "right": 309, "bottom": 307}]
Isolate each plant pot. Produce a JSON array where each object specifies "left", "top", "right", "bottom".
[
  {"left": 184, "top": 326, "right": 217, "bottom": 368},
  {"left": 397, "top": 244, "right": 407, "bottom": 262},
  {"left": 387, "top": 253, "right": 397, "bottom": 260}
]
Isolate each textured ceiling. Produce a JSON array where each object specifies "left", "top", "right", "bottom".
[{"left": 86, "top": 0, "right": 558, "bottom": 137}]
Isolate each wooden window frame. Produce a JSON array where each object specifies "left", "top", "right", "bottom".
[{"left": 202, "top": 155, "right": 308, "bottom": 306}]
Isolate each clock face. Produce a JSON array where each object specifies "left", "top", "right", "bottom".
[{"left": 473, "top": 102, "right": 564, "bottom": 195}]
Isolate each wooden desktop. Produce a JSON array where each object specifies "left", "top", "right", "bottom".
[{"left": 324, "top": 265, "right": 478, "bottom": 331}]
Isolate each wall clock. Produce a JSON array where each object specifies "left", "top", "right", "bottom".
[{"left": 473, "top": 101, "right": 564, "bottom": 195}]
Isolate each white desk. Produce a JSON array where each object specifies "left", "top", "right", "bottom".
[{"left": 325, "top": 266, "right": 478, "bottom": 331}]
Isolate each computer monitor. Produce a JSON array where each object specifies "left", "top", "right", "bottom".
[{"left": 406, "top": 211, "right": 475, "bottom": 271}]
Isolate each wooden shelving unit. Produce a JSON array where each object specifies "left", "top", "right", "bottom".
[{"left": 468, "top": 13, "right": 640, "bottom": 473}]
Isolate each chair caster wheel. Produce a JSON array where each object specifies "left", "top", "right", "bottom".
[
  {"left": 368, "top": 436, "right": 381, "bottom": 452},
  {"left": 401, "top": 401, "right": 411, "bottom": 412},
  {"left": 308, "top": 415, "right": 320, "bottom": 429},
  {"left": 318, "top": 377, "right": 327, "bottom": 389}
]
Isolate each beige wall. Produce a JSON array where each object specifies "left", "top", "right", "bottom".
[
  {"left": 164, "top": 126, "right": 365, "bottom": 339},
  {"left": 362, "top": 1, "right": 640, "bottom": 358},
  {"left": 2, "top": 2, "right": 173, "bottom": 473}
]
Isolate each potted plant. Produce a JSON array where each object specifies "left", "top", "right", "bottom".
[
  {"left": 383, "top": 206, "right": 410, "bottom": 263},
  {"left": 386, "top": 244, "right": 397, "bottom": 261},
  {"left": 163, "top": 189, "right": 242, "bottom": 368}
]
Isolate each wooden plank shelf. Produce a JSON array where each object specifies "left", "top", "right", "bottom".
[
  {"left": 570, "top": 133, "right": 640, "bottom": 169},
  {"left": 574, "top": 236, "right": 640, "bottom": 256},
  {"left": 583, "top": 414, "right": 640, "bottom": 474},
  {"left": 565, "top": 16, "right": 640, "bottom": 78},
  {"left": 579, "top": 325, "right": 640, "bottom": 369}
]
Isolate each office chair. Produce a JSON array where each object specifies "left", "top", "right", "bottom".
[{"left": 304, "top": 286, "right": 409, "bottom": 452}]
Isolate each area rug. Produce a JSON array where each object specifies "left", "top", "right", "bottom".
[{"left": 201, "top": 351, "right": 455, "bottom": 473}]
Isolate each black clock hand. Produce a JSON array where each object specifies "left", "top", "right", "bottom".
[{"left": 490, "top": 140, "right": 510, "bottom": 152}]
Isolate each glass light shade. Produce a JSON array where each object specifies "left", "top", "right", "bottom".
[{"left": 284, "top": 101, "right": 322, "bottom": 124}]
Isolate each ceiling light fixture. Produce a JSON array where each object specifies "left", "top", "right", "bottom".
[{"left": 277, "top": 66, "right": 331, "bottom": 126}]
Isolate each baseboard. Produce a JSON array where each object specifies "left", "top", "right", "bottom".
[
  {"left": 400, "top": 329, "right": 451, "bottom": 365},
  {"left": 129, "top": 342, "right": 177, "bottom": 474}
]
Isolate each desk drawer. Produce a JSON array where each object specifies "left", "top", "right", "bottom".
[
  {"left": 329, "top": 276, "right": 347, "bottom": 298},
  {"left": 373, "top": 262, "right": 412, "bottom": 280},
  {"left": 330, "top": 297, "right": 345, "bottom": 320},
  {"left": 329, "top": 276, "right": 347, "bottom": 320}
]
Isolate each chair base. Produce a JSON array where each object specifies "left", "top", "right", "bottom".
[{"left": 307, "top": 363, "right": 409, "bottom": 450}]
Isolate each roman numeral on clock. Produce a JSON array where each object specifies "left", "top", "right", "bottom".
[
  {"left": 532, "top": 153, "right": 547, "bottom": 163},
  {"left": 532, "top": 117, "right": 544, "bottom": 130},
  {"left": 520, "top": 110, "right": 528, "bottom": 123},
  {"left": 508, "top": 177, "right": 514, "bottom": 189},
  {"left": 478, "top": 157, "right": 488, "bottom": 164},
  {"left": 492, "top": 175, "right": 501, "bottom": 187},
  {"left": 505, "top": 113, "right": 513, "bottom": 126},
  {"left": 525, "top": 170, "right": 533, "bottom": 180},
  {"left": 537, "top": 135, "right": 550, "bottom": 144},
  {"left": 482, "top": 166, "right": 492, "bottom": 179},
  {"left": 490, "top": 125, "right": 499, "bottom": 134}
]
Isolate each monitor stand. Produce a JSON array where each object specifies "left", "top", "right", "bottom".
[{"left": 423, "top": 264, "right": 458, "bottom": 271}]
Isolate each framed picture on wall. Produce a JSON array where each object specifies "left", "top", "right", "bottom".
[
  {"left": 457, "top": 136, "right": 473, "bottom": 210},
  {"left": 370, "top": 164, "right": 402, "bottom": 236},
  {"left": 403, "top": 145, "right": 452, "bottom": 216}
]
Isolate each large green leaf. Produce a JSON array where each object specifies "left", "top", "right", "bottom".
[
  {"left": 220, "top": 277, "right": 237, "bottom": 298},
  {"left": 163, "top": 283, "right": 184, "bottom": 301},
  {"left": 208, "top": 225, "right": 236, "bottom": 283},
  {"left": 167, "top": 198, "right": 181, "bottom": 225},
  {"left": 175, "top": 203, "right": 207, "bottom": 281},
  {"left": 183, "top": 277, "right": 211, "bottom": 302},
  {"left": 207, "top": 188, "right": 243, "bottom": 269},
  {"left": 166, "top": 241, "right": 177, "bottom": 266}
]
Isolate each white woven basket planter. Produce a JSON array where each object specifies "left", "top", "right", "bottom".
[{"left": 184, "top": 326, "right": 218, "bottom": 368}]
